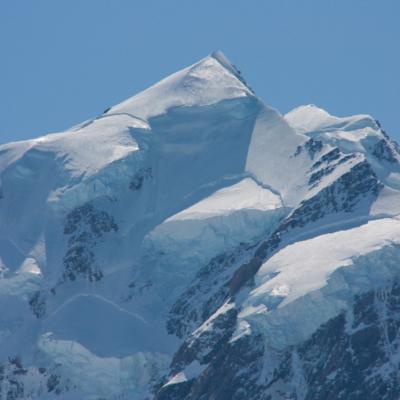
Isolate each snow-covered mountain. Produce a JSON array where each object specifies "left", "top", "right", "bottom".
[{"left": 1, "top": 50, "right": 400, "bottom": 399}]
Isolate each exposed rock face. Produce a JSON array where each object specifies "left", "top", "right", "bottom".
[
  {"left": 294, "top": 138, "right": 324, "bottom": 159},
  {"left": 167, "top": 244, "right": 255, "bottom": 339},
  {"left": 0, "top": 357, "right": 69, "bottom": 400},
  {"left": 156, "top": 282, "right": 400, "bottom": 400},
  {"left": 62, "top": 202, "right": 118, "bottom": 282},
  {"left": 284, "top": 159, "right": 382, "bottom": 231}
]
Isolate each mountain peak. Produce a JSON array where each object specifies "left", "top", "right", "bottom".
[
  {"left": 210, "top": 50, "right": 242, "bottom": 79},
  {"left": 106, "top": 51, "right": 253, "bottom": 120},
  {"left": 285, "top": 104, "right": 379, "bottom": 136},
  {"left": 285, "top": 104, "right": 336, "bottom": 133},
  {"left": 2, "top": 52, "right": 400, "bottom": 400}
]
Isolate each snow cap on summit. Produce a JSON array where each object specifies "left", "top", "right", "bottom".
[
  {"left": 210, "top": 50, "right": 241, "bottom": 79},
  {"left": 285, "top": 104, "right": 338, "bottom": 134},
  {"left": 285, "top": 103, "right": 379, "bottom": 135},
  {"left": 107, "top": 50, "right": 254, "bottom": 120}
]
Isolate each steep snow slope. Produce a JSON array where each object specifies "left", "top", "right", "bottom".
[
  {"left": 1, "top": 51, "right": 400, "bottom": 400},
  {"left": 142, "top": 178, "right": 287, "bottom": 301},
  {"left": 241, "top": 217, "right": 400, "bottom": 349}
]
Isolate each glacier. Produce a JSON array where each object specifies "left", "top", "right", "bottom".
[{"left": 1, "top": 50, "right": 400, "bottom": 399}]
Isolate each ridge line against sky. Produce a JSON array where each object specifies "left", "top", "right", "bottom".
[{"left": 0, "top": 0, "right": 399, "bottom": 144}]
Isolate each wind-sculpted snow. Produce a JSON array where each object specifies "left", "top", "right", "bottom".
[{"left": 1, "top": 51, "right": 400, "bottom": 399}]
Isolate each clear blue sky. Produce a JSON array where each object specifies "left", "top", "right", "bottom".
[{"left": 1, "top": 0, "right": 399, "bottom": 144}]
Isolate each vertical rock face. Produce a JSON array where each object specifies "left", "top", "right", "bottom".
[
  {"left": 295, "top": 285, "right": 400, "bottom": 400},
  {"left": 1, "top": 51, "right": 400, "bottom": 399}
]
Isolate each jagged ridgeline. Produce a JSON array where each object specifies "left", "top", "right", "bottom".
[{"left": 1, "top": 51, "right": 400, "bottom": 399}]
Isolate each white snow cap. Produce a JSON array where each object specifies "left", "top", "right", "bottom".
[
  {"left": 285, "top": 103, "right": 379, "bottom": 134},
  {"left": 107, "top": 50, "right": 253, "bottom": 120},
  {"left": 285, "top": 104, "right": 337, "bottom": 133}
]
